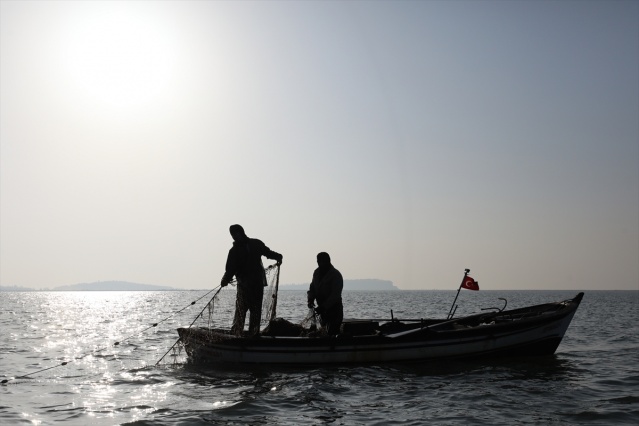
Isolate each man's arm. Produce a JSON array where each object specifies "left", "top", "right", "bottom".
[
  {"left": 307, "top": 270, "right": 318, "bottom": 308},
  {"left": 261, "top": 243, "right": 283, "bottom": 265}
]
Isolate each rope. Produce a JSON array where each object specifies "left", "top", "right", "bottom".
[
  {"left": 156, "top": 264, "right": 279, "bottom": 365},
  {"left": 1, "top": 287, "right": 220, "bottom": 385},
  {"left": 155, "top": 285, "right": 225, "bottom": 366},
  {"left": 113, "top": 286, "right": 219, "bottom": 346}
]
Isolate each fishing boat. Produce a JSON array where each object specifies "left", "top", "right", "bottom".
[{"left": 176, "top": 289, "right": 584, "bottom": 365}]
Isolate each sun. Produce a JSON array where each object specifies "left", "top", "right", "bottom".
[{"left": 62, "top": 5, "right": 177, "bottom": 110}]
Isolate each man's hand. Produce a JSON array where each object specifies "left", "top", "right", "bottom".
[{"left": 221, "top": 279, "right": 228, "bottom": 287}]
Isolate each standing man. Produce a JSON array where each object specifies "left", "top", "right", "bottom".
[
  {"left": 221, "top": 224, "right": 283, "bottom": 336},
  {"left": 307, "top": 252, "right": 343, "bottom": 336}
]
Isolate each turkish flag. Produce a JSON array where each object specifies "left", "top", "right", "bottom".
[{"left": 461, "top": 276, "right": 479, "bottom": 291}]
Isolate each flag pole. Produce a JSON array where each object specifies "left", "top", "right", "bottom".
[{"left": 447, "top": 269, "right": 470, "bottom": 319}]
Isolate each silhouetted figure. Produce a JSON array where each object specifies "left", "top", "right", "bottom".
[
  {"left": 307, "top": 252, "right": 343, "bottom": 335},
  {"left": 221, "top": 224, "right": 282, "bottom": 336}
]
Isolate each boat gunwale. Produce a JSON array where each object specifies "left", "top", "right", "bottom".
[{"left": 177, "top": 293, "right": 583, "bottom": 354}]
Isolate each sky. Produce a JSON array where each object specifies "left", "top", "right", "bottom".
[{"left": 1, "top": 0, "right": 637, "bottom": 291}]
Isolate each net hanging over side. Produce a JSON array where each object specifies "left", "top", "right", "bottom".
[
  {"left": 261, "top": 263, "right": 281, "bottom": 326},
  {"left": 185, "top": 264, "right": 321, "bottom": 338},
  {"left": 187, "top": 264, "right": 282, "bottom": 334},
  {"left": 262, "top": 264, "right": 319, "bottom": 335}
]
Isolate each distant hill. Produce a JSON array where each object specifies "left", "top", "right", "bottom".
[
  {"left": 281, "top": 279, "right": 399, "bottom": 291},
  {"left": 1, "top": 279, "right": 399, "bottom": 292},
  {"left": 52, "top": 281, "right": 178, "bottom": 291},
  {"left": 0, "top": 285, "right": 35, "bottom": 292},
  {"left": 0, "top": 281, "right": 178, "bottom": 291}
]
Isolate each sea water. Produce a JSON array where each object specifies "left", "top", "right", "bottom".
[{"left": 1, "top": 290, "right": 637, "bottom": 425}]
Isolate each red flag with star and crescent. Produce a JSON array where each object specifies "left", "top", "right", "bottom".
[{"left": 461, "top": 275, "right": 479, "bottom": 291}]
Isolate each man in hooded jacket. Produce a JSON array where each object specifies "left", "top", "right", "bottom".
[
  {"left": 307, "top": 252, "right": 343, "bottom": 335},
  {"left": 221, "top": 224, "right": 282, "bottom": 336}
]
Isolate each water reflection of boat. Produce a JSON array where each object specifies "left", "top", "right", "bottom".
[{"left": 177, "top": 292, "right": 583, "bottom": 364}]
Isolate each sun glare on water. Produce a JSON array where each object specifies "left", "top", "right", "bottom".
[{"left": 61, "top": 6, "right": 177, "bottom": 110}]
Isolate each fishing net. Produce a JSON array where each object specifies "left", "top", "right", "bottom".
[
  {"left": 182, "top": 264, "right": 322, "bottom": 340},
  {"left": 260, "top": 264, "right": 280, "bottom": 326},
  {"left": 186, "top": 264, "right": 285, "bottom": 334}
]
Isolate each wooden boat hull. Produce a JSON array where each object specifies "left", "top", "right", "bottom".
[{"left": 177, "top": 293, "right": 583, "bottom": 364}]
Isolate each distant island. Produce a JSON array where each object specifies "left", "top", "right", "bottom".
[
  {"left": 281, "top": 279, "right": 399, "bottom": 291},
  {"left": 0, "top": 281, "right": 178, "bottom": 291},
  {"left": 0, "top": 285, "right": 35, "bottom": 292},
  {"left": 1, "top": 278, "right": 399, "bottom": 291}
]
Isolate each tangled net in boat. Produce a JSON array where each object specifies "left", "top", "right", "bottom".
[
  {"left": 262, "top": 306, "right": 329, "bottom": 337},
  {"left": 184, "top": 264, "right": 328, "bottom": 338},
  {"left": 261, "top": 316, "right": 319, "bottom": 337}
]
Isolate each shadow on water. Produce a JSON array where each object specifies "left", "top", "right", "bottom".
[
  {"left": 114, "top": 351, "right": 637, "bottom": 426},
  {"left": 384, "top": 354, "right": 584, "bottom": 382},
  {"left": 150, "top": 355, "right": 588, "bottom": 422},
  {"left": 169, "top": 353, "right": 584, "bottom": 388}
]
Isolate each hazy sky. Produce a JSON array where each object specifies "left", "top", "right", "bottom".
[{"left": 1, "top": 1, "right": 637, "bottom": 290}]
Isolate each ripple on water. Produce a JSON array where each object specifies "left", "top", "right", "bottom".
[{"left": 1, "top": 291, "right": 638, "bottom": 425}]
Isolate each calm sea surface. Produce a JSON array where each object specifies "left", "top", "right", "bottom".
[{"left": 1, "top": 290, "right": 637, "bottom": 425}]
